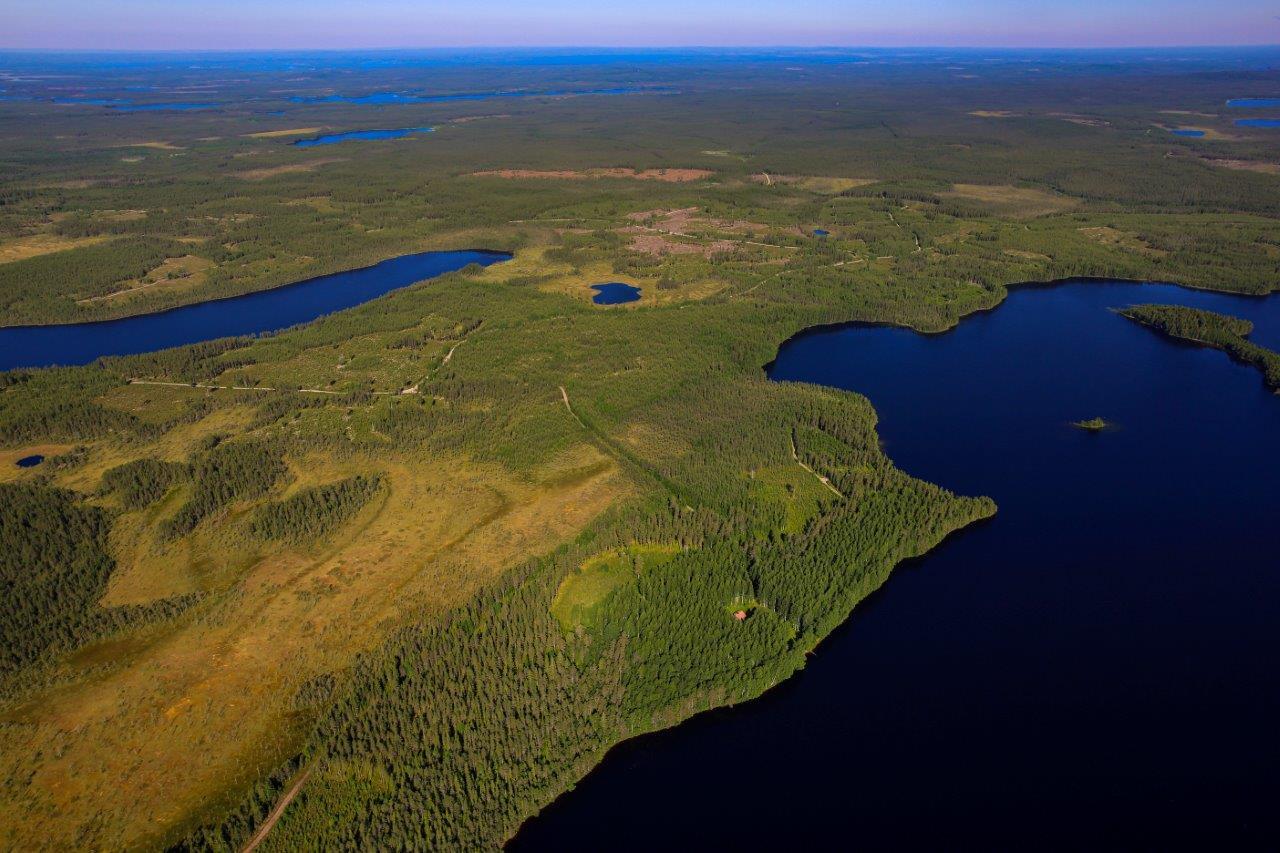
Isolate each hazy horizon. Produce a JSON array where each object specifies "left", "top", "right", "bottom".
[{"left": 5, "top": 0, "right": 1280, "bottom": 52}]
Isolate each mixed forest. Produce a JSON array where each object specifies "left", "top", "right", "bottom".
[{"left": 0, "top": 47, "right": 1278, "bottom": 850}]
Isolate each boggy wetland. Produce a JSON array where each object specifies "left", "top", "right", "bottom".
[{"left": 1, "top": 46, "right": 1280, "bottom": 851}]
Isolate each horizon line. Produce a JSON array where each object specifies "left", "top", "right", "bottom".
[{"left": 4, "top": 43, "right": 1280, "bottom": 53}]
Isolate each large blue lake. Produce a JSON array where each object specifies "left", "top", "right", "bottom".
[
  {"left": 512, "top": 279, "right": 1280, "bottom": 849},
  {"left": 0, "top": 249, "right": 509, "bottom": 371}
]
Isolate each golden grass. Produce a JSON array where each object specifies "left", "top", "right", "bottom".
[
  {"left": 476, "top": 246, "right": 724, "bottom": 306},
  {"left": 750, "top": 174, "right": 876, "bottom": 193},
  {"left": 0, "top": 234, "right": 110, "bottom": 265},
  {"left": 1077, "top": 226, "right": 1166, "bottom": 257},
  {"left": 944, "top": 183, "right": 1080, "bottom": 218},
  {"left": 234, "top": 158, "right": 345, "bottom": 180},
  {"left": 1200, "top": 158, "right": 1280, "bottom": 175},
  {"left": 244, "top": 127, "right": 324, "bottom": 139},
  {"left": 472, "top": 168, "right": 714, "bottom": 182},
  {"left": 0, "top": 444, "right": 77, "bottom": 482},
  {"left": 969, "top": 110, "right": 1015, "bottom": 118},
  {"left": 120, "top": 141, "right": 185, "bottom": 150},
  {"left": 1003, "top": 248, "right": 1052, "bottom": 261},
  {"left": 77, "top": 255, "right": 217, "bottom": 304},
  {"left": 0, "top": 446, "right": 624, "bottom": 850}
]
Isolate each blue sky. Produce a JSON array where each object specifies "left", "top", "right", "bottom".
[{"left": 5, "top": 0, "right": 1279, "bottom": 50}]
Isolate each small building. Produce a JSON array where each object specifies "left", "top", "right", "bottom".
[{"left": 733, "top": 610, "right": 747, "bottom": 621}]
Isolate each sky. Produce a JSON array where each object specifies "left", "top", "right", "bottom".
[{"left": 3, "top": 0, "right": 1279, "bottom": 50}]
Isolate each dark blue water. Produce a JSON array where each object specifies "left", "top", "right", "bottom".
[
  {"left": 293, "top": 127, "right": 434, "bottom": 147},
  {"left": 0, "top": 250, "right": 509, "bottom": 371},
  {"left": 590, "top": 283, "right": 642, "bottom": 304},
  {"left": 813, "top": 228, "right": 830, "bottom": 236},
  {"left": 15, "top": 455, "right": 44, "bottom": 468},
  {"left": 1236, "top": 118, "right": 1280, "bottom": 128},
  {"left": 512, "top": 279, "right": 1280, "bottom": 850},
  {"left": 1171, "top": 128, "right": 1205, "bottom": 137},
  {"left": 1227, "top": 98, "right": 1280, "bottom": 107}
]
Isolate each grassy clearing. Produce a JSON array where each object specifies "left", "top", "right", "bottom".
[
  {"left": 551, "top": 543, "right": 681, "bottom": 629},
  {"left": 944, "top": 184, "right": 1080, "bottom": 218},
  {"left": 245, "top": 127, "right": 325, "bottom": 139},
  {"left": 0, "top": 234, "right": 110, "bottom": 265}
]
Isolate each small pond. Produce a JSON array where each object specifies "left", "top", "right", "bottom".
[
  {"left": 15, "top": 455, "right": 44, "bottom": 468},
  {"left": 590, "top": 283, "right": 642, "bottom": 305}
]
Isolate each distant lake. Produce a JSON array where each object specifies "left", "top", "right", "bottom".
[
  {"left": 53, "top": 97, "right": 131, "bottom": 107},
  {"left": 46, "top": 97, "right": 227, "bottom": 111},
  {"left": 513, "top": 279, "right": 1280, "bottom": 850},
  {"left": 590, "top": 283, "right": 641, "bottom": 304},
  {"left": 15, "top": 455, "right": 44, "bottom": 468},
  {"left": 288, "top": 86, "right": 664, "bottom": 106},
  {"left": 1236, "top": 118, "right": 1280, "bottom": 128},
  {"left": 0, "top": 249, "right": 510, "bottom": 371},
  {"left": 813, "top": 228, "right": 830, "bottom": 236},
  {"left": 1227, "top": 98, "right": 1280, "bottom": 108},
  {"left": 1170, "top": 128, "right": 1205, "bottom": 137},
  {"left": 112, "top": 102, "right": 225, "bottom": 112},
  {"left": 294, "top": 127, "right": 435, "bottom": 147}
]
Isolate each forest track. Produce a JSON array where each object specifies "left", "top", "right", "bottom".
[
  {"left": 240, "top": 766, "right": 312, "bottom": 853},
  {"left": 790, "top": 435, "right": 845, "bottom": 499}
]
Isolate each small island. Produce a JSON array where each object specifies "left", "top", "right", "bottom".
[
  {"left": 1072, "top": 417, "right": 1110, "bottom": 432},
  {"left": 1119, "top": 304, "right": 1280, "bottom": 392}
]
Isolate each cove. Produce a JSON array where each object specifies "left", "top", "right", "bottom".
[
  {"left": 294, "top": 127, "right": 434, "bottom": 147},
  {"left": 511, "top": 279, "right": 1280, "bottom": 849},
  {"left": 590, "top": 283, "right": 641, "bottom": 304},
  {"left": 0, "top": 249, "right": 510, "bottom": 372}
]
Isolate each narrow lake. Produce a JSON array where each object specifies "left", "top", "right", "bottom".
[
  {"left": 512, "top": 279, "right": 1280, "bottom": 849},
  {"left": 294, "top": 127, "right": 434, "bottom": 147},
  {"left": 0, "top": 249, "right": 510, "bottom": 371}
]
